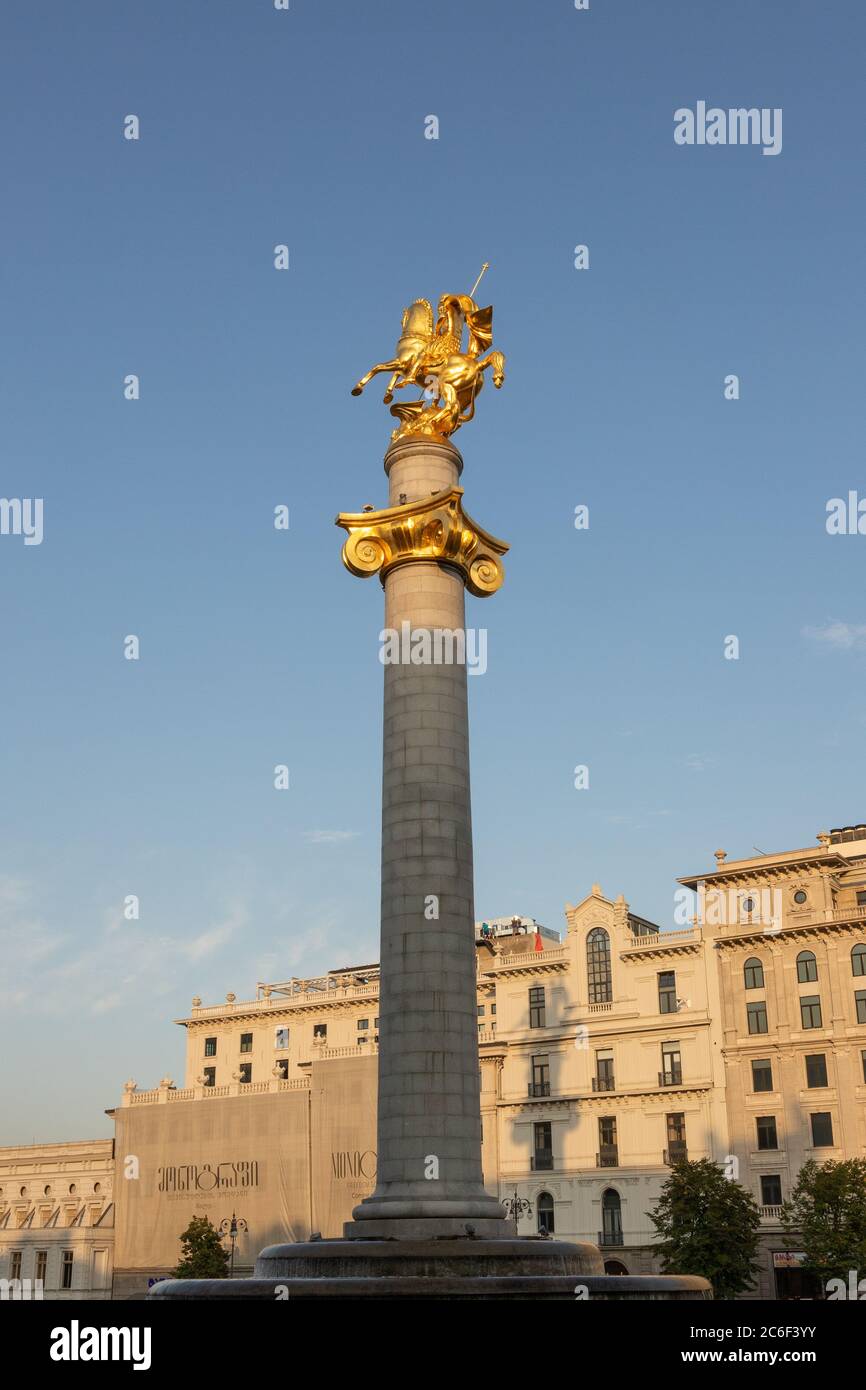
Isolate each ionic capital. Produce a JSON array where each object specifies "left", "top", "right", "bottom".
[{"left": 335, "top": 487, "right": 508, "bottom": 597}]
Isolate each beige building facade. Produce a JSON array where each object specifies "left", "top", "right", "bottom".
[
  {"left": 0, "top": 1140, "right": 114, "bottom": 1300},
  {"left": 480, "top": 891, "right": 728, "bottom": 1272},
  {"left": 680, "top": 824, "right": 866, "bottom": 1298}
]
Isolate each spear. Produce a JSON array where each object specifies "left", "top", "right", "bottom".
[{"left": 468, "top": 262, "right": 490, "bottom": 300}]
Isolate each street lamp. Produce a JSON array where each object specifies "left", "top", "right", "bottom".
[
  {"left": 218, "top": 1213, "right": 249, "bottom": 1278},
  {"left": 502, "top": 1188, "right": 532, "bottom": 1237}
]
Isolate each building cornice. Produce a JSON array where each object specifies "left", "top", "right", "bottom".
[{"left": 713, "top": 916, "right": 866, "bottom": 950}]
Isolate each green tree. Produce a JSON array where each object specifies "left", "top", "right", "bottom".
[
  {"left": 781, "top": 1159, "right": 866, "bottom": 1289},
  {"left": 172, "top": 1215, "right": 230, "bottom": 1279},
  {"left": 647, "top": 1158, "right": 761, "bottom": 1299}
]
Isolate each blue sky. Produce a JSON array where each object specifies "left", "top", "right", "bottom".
[{"left": 1, "top": 0, "right": 864, "bottom": 1141}]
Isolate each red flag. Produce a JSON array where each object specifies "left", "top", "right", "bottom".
[{"left": 534, "top": 930, "right": 543, "bottom": 953}]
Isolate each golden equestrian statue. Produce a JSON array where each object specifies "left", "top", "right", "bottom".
[{"left": 350, "top": 264, "right": 506, "bottom": 441}]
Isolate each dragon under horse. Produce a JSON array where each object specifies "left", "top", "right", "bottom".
[{"left": 350, "top": 265, "right": 506, "bottom": 441}]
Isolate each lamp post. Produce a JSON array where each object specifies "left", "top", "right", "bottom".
[
  {"left": 218, "top": 1213, "right": 248, "bottom": 1278},
  {"left": 502, "top": 1189, "right": 532, "bottom": 1237}
]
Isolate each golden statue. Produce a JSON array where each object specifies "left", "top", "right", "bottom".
[{"left": 351, "top": 264, "right": 506, "bottom": 441}]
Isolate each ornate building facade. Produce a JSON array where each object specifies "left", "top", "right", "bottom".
[
  {"left": 0, "top": 1140, "right": 114, "bottom": 1300},
  {"left": 679, "top": 824, "right": 866, "bottom": 1297}
]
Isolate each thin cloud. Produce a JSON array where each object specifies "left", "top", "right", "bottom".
[
  {"left": 685, "top": 754, "right": 714, "bottom": 773},
  {"left": 803, "top": 620, "right": 866, "bottom": 651}
]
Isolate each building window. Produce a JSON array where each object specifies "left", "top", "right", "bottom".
[
  {"left": 793, "top": 890, "right": 808, "bottom": 905},
  {"left": 756, "top": 1115, "right": 778, "bottom": 1150},
  {"left": 743, "top": 957, "right": 765, "bottom": 990},
  {"left": 274, "top": 1027, "right": 289, "bottom": 1049},
  {"left": 587, "top": 928, "right": 612, "bottom": 1004},
  {"left": 532, "top": 1122, "right": 553, "bottom": 1170},
  {"left": 239, "top": 1063, "right": 252, "bottom": 1084},
  {"left": 598, "top": 1116, "right": 618, "bottom": 1166},
  {"left": 61, "top": 1251, "right": 74, "bottom": 1290},
  {"left": 800, "top": 995, "right": 822, "bottom": 1029},
  {"left": 357, "top": 1018, "right": 370, "bottom": 1029},
  {"left": 660, "top": 1043, "right": 682, "bottom": 1086},
  {"left": 855, "top": 990, "right": 866, "bottom": 1024},
  {"left": 760, "top": 1175, "right": 782, "bottom": 1207},
  {"left": 204, "top": 1037, "right": 217, "bottom": 1057},
  {"left": 858, "top": 892, "right": 866, "bottom": 906},
  {"left": 601, "top": 1188, "right": 623, "bottom": 1245},
  {"left": 741, "top": 896, "right": 756, "bottom": 916},
  {"left": 529, "top": 986, "right": 546, "bottom": 1029},
  {"left": 490, "top": 1005, "right": 496, "bottom": 1016},
  {"left": 805, "top": 1054, "right": 828, "bottom": 1088},
  {"left": 276, "top": 1059, "right": 289, "bottom": 1079},
  {"left": 862, "top": 1049, "right": 866, "bottom": 1084},
  {"left": 476, "top": 1006, "right": 485, "bottom": 1017},
  {"left": 810, "top": 1112, "right": 834, "bottom": 1147},
  {"left": 239, "top": 1033, "right": 253, "bottom": 1053},
  {"left": 595, "top": 1049, "right": 615, "bottom": 1092},
  {"left": 796, "top": 951, "right": 818, "bottom": 984},
  {"left": 852, "top": 944, "right": 866, "bottom": 976},
  {"left": 658, "top": 971, "right": 677, "bottom": 1014},
  {"left": 537, "top": 1192, "right": 555, "bottom": 1235},
  {"left": 313, "top": 1024, "right": 327, "bottom": 1040},
  {"left": 203, "top": 1067, "right": 216, "bottom": 1087},
  {"left": 374, "top": 1017, "right": 379, "bottom": 1027},
  {"left": 752, "top": 1058, "right": 773, "bottom": 1092},
  {"left": 10, "top": 1251, "right": 22, "bottom": 1282},
  {"left": 530, "top": 1054, "right": 550, "bottom": 1098},
  {"left": 665, "top": 1113, "right": 687, "bottom": 1164},
  {"left": 35, "top": 1251, "right": 47, "bottom": 1284},
  {"left": 747, "top": 1002, "right": 768, "bottom": 1034}
]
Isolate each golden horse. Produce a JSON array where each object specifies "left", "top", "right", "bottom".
[{"left": 351, "top": 293, "right": 505, "bottom": 441}]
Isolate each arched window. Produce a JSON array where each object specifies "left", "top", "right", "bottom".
[
  {"left": 744, "top": 957, "right": 764, "bottom": 990},
  {"left": 796, "top": 950, "right": 818, "bottom": 984},
  {"left": 604, "top": 1259, "right": 629, "bottom": 1275},
  {"left": 852, "top": 944, "right": 866, "bottom": 977},
  {"left": 587, "top": 928, "right": 612, "bottom": 1004},
  {"left": 537, "top": 1191, "right": 555, "bottom": 1235},
  {"left": 601, "top": 1187, "right": 622, "bottom": 1244}
]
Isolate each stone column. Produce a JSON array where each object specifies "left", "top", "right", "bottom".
[{"left": 344, "top": 437, "right": 508, "bottom": 1239}]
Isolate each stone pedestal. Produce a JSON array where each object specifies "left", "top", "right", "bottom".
[{"left": 149, "top": 1237, "right": 712, "bottom": 1301}]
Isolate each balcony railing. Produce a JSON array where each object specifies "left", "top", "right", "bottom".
[
  {"left": 664, "top": 1145, "right": 688, "bottom": 1165},
  {"left": 531, "top": 1151, "right": 554, "bottom": 1171},
  {"left": 598, "top": 1229, "right": 624, "bottom": 1247},
  {"left": 528, "top": 1082, "right": 551, "bottom": 1098},
  {"left": 760, "top": 1204, "right": 783, "bottom": 1222},
  {"left": 596, "top": 1147, "right": 619, "bottom": 1168},
  {"left": 658, "top": 1069, "right": 683, "bottom": 1087},
  {"left": 592, "top": 1076, "right": 616, "bottom": 1092}
]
